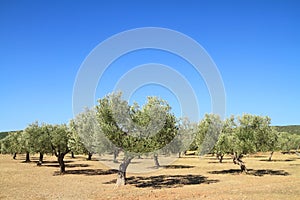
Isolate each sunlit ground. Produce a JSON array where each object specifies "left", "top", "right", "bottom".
[{"left": 0, "top": 152, "right": 299, "bottom": 199}]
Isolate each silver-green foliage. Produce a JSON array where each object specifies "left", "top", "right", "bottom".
[
  {"left": 70, "top": 107, "right": 113, "bottom": 155},
  {"left": 195, "top": 114, "right": 223, "bottom": 155},
  {"left": 96, "top": 92, "right": 178, "bottom": 154}
]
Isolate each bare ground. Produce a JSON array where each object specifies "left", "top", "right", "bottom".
[{"left": 0, "top": 152, "right": 299, "bottom": 200}]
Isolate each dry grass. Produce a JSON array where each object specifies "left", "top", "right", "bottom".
[{"left": 0, "top": 152, "right": 299, "bottom": 200}]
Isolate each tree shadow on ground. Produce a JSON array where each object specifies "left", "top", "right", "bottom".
[
  {"left": 53, "top": 169, "right": 118, "bottom": 176},
  {"left": 253, "top": 155, "right": 267, "bottom": 158},
  {"left": 259, "top": 159, "right": 296, "bottom": 162},
  {"left": 206, "top": 157, "right": 232, "bottom": 161},
  {"left": 104, "top": 174, "right": 219, "bottom": 189},
  {"left": 209, "top": 169, "right": 290, "bottom": 176},
  {"left": 42, "top": 160, "right": 74, "bottom": 164},
  {"left": 41, "top": 163, "right": 90, "bottom": 168},
  {"left": 161, "top": 165, "right": 194, "bottom": 169},
  {"left": 290, "top": 163, "right": 300, "bottom": 166},
  {"left": 180, "top": 155, "right": 199, "bottom": 158},
  {"left": 21, "top": 160, "right": 75, "bottom": 164},
  {"left": 98, "top": 158, "right": 141, "bottom": 164},
  {"left": 207, "top": 161, "right": 231, "bottom": 164}
]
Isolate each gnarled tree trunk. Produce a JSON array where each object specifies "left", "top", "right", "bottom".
[
  {"left": 57, "top": 153, "right": 66, "bottom": 173},
  {"left": 25, "top": 152, "right": 30, "bottom": 162},
  {"left": 268, "top": 151, "right": 274, "bottom": 161},
  {"left": 13, "top": 153, "right": 17, "bottom": 160},
  {"left": 116, "top": 156, "right": 133, "bottom": 186},
  {"left": 37, "top": 152, "right": 44, "bottom": 166},
  {"left": 153, "top": 153, "right": 160, "bottom": 168},
  {"left": 296, "top": 145, "right": 300, "bottom": 157},
  {"left": 87, "top": 152, "right": 92, "bottom": 160},
  {"left": 113, "top": 148, "right": 119, "bottom": 163},
  {"left": 233, "top": 152, "right": 247, "bottom": 173},
  {"left": 217, "top": 153, "right": 224, "bottom": 163}
]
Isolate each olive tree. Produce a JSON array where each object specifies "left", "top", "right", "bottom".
[
  {"left": 16, "top": 130, "right": 32, "bottom": 162},
  {"left": 232, "top": 114, "right": 274, "bottom": 172},
  {"left": 0, "top": 131, "right": 23, "bottom": 159},
  {"left": 70, "top": 107, "right": 112, "bottom": 160},
  {"left": 279, "top": 132, "right": 300, "bottom": 154},
  {"left": 25, "top": 121, "right": 52, "bottom": 164},
  {"left": 260, "top": 128, "right": 280, "bottom": 161},
  {"left": 96, "top": 92, "right": 177, "bottom": 186},
  {"left": 46, "top": 124, "right": 73, "bottom": 173},
  {"left": 214, "top": 116, "right": 235, "bottom": 163},
  {"left": 195, "top": 114, "right": 223, "bottom": 156},
  {"left": 161, "top": 117, "right": 197, "bottom": 158}
]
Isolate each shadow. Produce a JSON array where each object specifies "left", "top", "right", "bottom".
[
  {"left": 209, "top": 169, "right": 241, "bottom": 175},
  {"left": 209, "top": 169, "right": 290, "bottom": 177},
  {"left": 207, "top": 161, "right": 231, "bottom": 164},
  {"left": 290, "top": 164, "right": 300, "bottom": 166},
  {"left": 181, "top": 155, "right": 199, "bottom": 158},
  {"left": 53, "top": 169, "right": 118, "bottom": 176},
  {"left": 253, "top": 155, "right": 267, "bottom": 158},
  {"left": 42, "top": 160, "right": 74, "bottom": 164},
  {"left": 21, "top": 160, "right": 34, "bottom": 163},
  {"left": 259, "top": 159, "right": 296, "bottom": 162},
  {"left": 20, "top": 160, "right": 75, "bottom": 164},
  {"left": 281, "top": 151, "right": 297, "bottom": 155},
  {"left": 105, "top": 174, "right": 219, "bottom": 189},
  {"left": 98, "top": 158, "right": 142, "bottom": 164},
  {"left": 249, "top": 169, "right": 290, "bottom": 177},
  {"left": 42, "top": 163, "right": 90, "bottom": 168},
  {"left": 206, "top": 157, "right": 232, "bottom": 161},
  {"left": 161, "top": 165, "right": 194, "bottom": 169}
]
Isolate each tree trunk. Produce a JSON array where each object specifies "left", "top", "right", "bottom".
[
  {"left": 178, "top": 152, "right": 181, "bottom": 158},
  {"left": 37, "top": 152, "right": 44, "bottom": 166},
  {"left": 13, "top": 153, "right": 17, "bottom": 160},
  {"left": 113, "top": 148, "right": 119, "bottom": 163},
  {"left": 296, "top": 145, "right": 300, "bottom": 157},
  {"left": 87, "top": 152, "right": 92, "bottom": 160},
  {"left": 233, "top": 152, "right": 247, "bottom": 173},
  {"left": 25, "top": 152, "right": 30, "bottom": 162},
  {"left": 268, "top": 151, "right": 274, "bottom": 161},
  {"left": 217, "top": 153, "right": 224, "bottom": 163},
  {"left": 116, "top": 156, "right": 133, "bottom": 186},
  {"left": 153, "top": 153, "right": 160, "bottom": 168},
  {"left": 71, "top": 152, "right": 75, "bottom": 158},
  {"left": 58, "top": 153, "right": 66, "bottom": 173},
  {"left": 39, "top": 152, "right": 44, "bottom": 163}
]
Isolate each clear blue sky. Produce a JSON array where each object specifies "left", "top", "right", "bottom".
[{"left": 0, "top": 0, "right": 299, "bottom": 131}]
